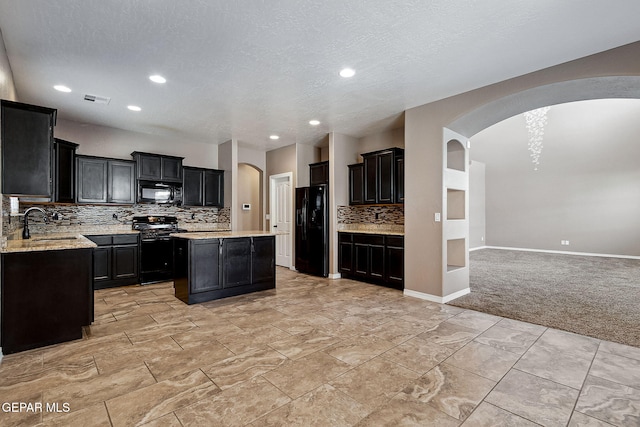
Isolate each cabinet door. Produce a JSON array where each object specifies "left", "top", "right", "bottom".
[
  {"left": 222, "top": 238, "right": 252, "bottom": 288},
  {"left": 369, "top": 244, "right": 385, "bottom": 280},
  {"left": 385, "top": 244, "right": 404, "bottom": 289},
  {"left": 377, "top": 151, "right": 395, "bottom": 204},
  {"left": 183, "top": 167, "right": 204, "bottom": 206},
  {"left": 1, "top": 101, "right": 55, "bottom": 197},
  {"left": 161, "top": 157, "right": 182, "bottom": 182},
  {"left": 395, "top": 156, "right": 404, "bottom": 204},
  {"left": 137, "top": 154, "right": 162, "bottom": 180},
  {"left": 204, "top": 169, "right": 224, "bottom": 207},
  {"left": 54, "top": 139, "right": 77, "bottom": 203},
  {"left": 363, "top": 155, "right": 377, "bottom": 204},
  {"left": 353, "top": 243, "right": 369, "bottom": 277},
  {"left": 112, "top": 245, "right": 138, "bottom": 280},
  {"left": 77, "top": 157, "right": 108, "bottom": 203},
  {"left": 108, "top": 160, "right": 136, "bottom": 204},
  {"left": 348, "top": 164, "right": 364, "bottom": 205},
  {"left": 190, "top": 240, "right": 221, "bottom": 293},
  {"left": 251, "top": 236, "right": 275, "bottom": 284},
  {"left": 310, "top": 161, "right": 329, "bottom": 185},
  {"left": 93, "top": 246, "right": 112, "bottom": 282},
  {"left": 338, "top": 233, "right": 354, "bottom": 273}
]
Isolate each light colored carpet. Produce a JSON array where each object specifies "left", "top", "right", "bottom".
[{"left": 448, "top": 249, "right": 640, "bottom": 347}]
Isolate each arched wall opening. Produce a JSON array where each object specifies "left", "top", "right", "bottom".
[
  {"left": 468, "top": 98, "right": 640, "bottom": 257},
  {"left": 438, "top": 76, "right": 640, "bottom": 301},
  {"left": 404, "top": 39, "right": 640, "bottom": 303}
]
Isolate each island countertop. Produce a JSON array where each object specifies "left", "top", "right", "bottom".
[
  {"left": 170, "top": 230, "right": 279, "bottom": 240},
  {"left": 2, "top": 233, "right": 97, "bottom": 253}
]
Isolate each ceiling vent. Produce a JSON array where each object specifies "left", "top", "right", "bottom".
[{"left": 84, "top": 94, "right": 111, "bottom": 105}]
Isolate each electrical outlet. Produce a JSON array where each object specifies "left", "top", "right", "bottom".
[
  {"left": 565, "top": 240, "right": 570, "bottom": 245},
  {"left": 434, "top": 213, "right": 441, "bottom": 222}
]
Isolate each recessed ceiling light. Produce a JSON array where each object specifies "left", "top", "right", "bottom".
[
  {"left": 309, "top": 120, "right": 320, "bottom": 126},
  {"left": 269, "top": 135, "right": 280, "bottom": 140},
  {"left": 127, "top": 105, "right": 142, "bottom": 112},
  {"left": 339, "top": 68, "right": 356, "bottom": 78},
  {"left": 54, "top": 85, "right": 71, "bottom": 93},
  {"left": 149, "top": 75, "right": 166, "bottom": 84}
]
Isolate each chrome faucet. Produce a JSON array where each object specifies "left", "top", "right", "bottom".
[{"left": 22, "top": 207, "right": 49, "bottom": 239}]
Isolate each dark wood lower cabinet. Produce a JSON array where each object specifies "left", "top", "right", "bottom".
[
  {"left": 173, "top": 235, "right": 276, "bottom": 304},
  {"left": 1, "top": 248, "right": 93, "bottom": 354},
  {"left": 339, "top": 232, "right": 404, "bottom": 290},
  {"left": 86, "top": 234, "right": 139, "bottom": 289}
]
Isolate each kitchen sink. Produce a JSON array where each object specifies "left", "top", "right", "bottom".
[{"left": 32, "top": 236, "right": 79, "bottom": 242}]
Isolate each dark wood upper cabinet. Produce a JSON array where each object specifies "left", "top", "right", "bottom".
[
  {"left": 54, "top": 138, "right": 78, "bottom": 203},
  {"left": 183, "top": 167, "right": 204, "bottom": 206},
  {"left": 352, "top": 147, "right": 404, "bottom": 205},
  {"left": 76, "top": 156, "right": 108, "bottom": 203},
  {"left": 309, "top": 161, "right": 329, "bottom": 185},
  {"left": 131, "top": 151, "right": 183, "bottom": 182},
  {"left": 204, "top": 169, "right": 224, "bottom": 207},
  {"left": 1, "top": 100, "right": 57, "bottom": 197},
  {"left": 108, "top": 160, "right": 136, "bottom": 204},
  {"left": 396, "top": 156, "right": 404, "bottom": 203},
  {"left": 76, "top": 156, "right": 135, "bottom": 204},
  {"left": 183, "top": 166, "right": 224, "bottom": 207},
  {"left": 348, "top": 163, "right": 364, "bottom": 205}
]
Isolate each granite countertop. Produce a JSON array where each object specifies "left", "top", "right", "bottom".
[
  {"left": 338, "top": 229, "right": 404, "bottom": 236},
  {"left": 2, "top": 233, "right": 97, "bottom": 253},
  {"left": 1, "top": 226, "right": 140, "bottom": 253},
  {"left": 171, "top": 230, "right": 279, "bottom": 240}
]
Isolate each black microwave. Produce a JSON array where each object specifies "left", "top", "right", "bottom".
[{"left": 138, "top": 181, "right": 183, "bottom": 205}]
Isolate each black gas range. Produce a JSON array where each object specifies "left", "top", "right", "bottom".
[{"left": 132, "top": 216, "right": 187, "bottom": 284}]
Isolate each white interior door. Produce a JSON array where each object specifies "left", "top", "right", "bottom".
[{"left": 270, "top": 173, "right": 292, "bottom": 268}]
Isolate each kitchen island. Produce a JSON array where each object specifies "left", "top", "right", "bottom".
[
  {"left": 1, "top": 234, "right": 96, "bottom": 354},
  {"left": 171, "top": 231, "right": 276, "bottom": 304}
]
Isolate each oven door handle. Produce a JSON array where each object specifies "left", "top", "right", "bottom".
[{"left": 141, "top": 237, "right": 172, "bottom": 242}]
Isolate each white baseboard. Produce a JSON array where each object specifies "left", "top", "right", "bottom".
[
  {"left": 403, "top": 287, "right": 470, "bottom": 304},
  {"left": 484, "top": 246, "right": 640, "bottom": 260},
  {"left": 328, "top": 273, "right": 341, "bottom": 279},
  {"left": 470, "top": 246, "right": 487, "bottom": 252}
]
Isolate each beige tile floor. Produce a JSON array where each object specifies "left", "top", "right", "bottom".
[{"left": 1, "top": 267, "right": 639, "bottom": 426}]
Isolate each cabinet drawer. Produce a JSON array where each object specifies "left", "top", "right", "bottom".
[
  {"left": 87, "top": 235, "right": 113, "bottom": 246},
  {"left": 353, "top": 234, "right": 384, "bottom": 246},
  {"left": 338, "top": 232, "right": 353, "bottom": 243},
  {"left": 113, "top": 234, "right": 139, "bottom": 245},
  {"left": 385, "top": 236, "right": 404, "bottom": 247}
]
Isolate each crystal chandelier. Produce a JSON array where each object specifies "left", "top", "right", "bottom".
[{"left": 523, "top": 107, "right": 550, "bottom": 171}]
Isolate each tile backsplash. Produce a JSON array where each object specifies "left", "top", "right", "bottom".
[
  {"left": 337, "top": 205, "right": 404, "bottom": 233},
  {"left": 2, "top": 196, "right": 230, "bottom": 236}
]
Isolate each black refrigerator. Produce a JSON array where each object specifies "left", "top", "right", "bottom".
[{"left": 295, "top": 185, "right": 329, "bottom": 277}]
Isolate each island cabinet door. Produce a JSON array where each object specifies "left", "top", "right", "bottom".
[
  {"left": 251, "top": 236, "right": 275, "bottom": 284},
  {"left": 222, "top": 238, "right": 252, "bottom": 288},
  {"left": 190, "top": 240, "right": 222, "bottom": 293}
]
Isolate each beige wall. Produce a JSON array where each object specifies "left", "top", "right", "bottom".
[
  {"left": 405, "top": 41, "right": 640, "bottom": 298},
  {"left": 469, "top": 161, "right": 486, "bottom": 249},
  {"left": 296, "top": 144, "right": 318, "bottom": 187},
  {"left": 329, "top": 133, "right": 359, "bottom": 275},
  {"left": 0, "top": 29, "right": 16, "bottom": 102},
  {"left": 55, "top": 119, "right": 218, "bottom": 168},
  {"left": 357, "top": 128, "right": 404, "bottom": 160}
]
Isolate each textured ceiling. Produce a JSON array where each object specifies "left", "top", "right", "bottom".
[{"left": 0, "top": 1, "right": 639, "bottom": 150}]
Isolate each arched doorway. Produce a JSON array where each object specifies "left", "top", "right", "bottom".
[{"left": 442, "top": 76, "right": 640, "bottom": 299}]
